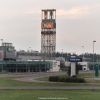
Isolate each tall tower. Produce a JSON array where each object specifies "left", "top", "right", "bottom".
[{"left": 41, "top": 9, "right": 56, "bottom": 57}]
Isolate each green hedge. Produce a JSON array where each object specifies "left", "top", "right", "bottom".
[{"left": 49, "top": 76, "right": 85, "bottom": 83}]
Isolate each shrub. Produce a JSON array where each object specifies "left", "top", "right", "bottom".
[
  {"left": 49, "top": 76, "right": 85, "bottom": 83},
  {"left": 49, "top": 76, "right": 59, "bottom": 82}
]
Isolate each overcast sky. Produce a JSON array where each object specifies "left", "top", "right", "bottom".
[{"left": 0, "top": 0, "right": 100, "bottom": 54}]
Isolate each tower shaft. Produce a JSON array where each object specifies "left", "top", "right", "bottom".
[{"left": 41, "top": 9, "right": 56, "bottom": 57}]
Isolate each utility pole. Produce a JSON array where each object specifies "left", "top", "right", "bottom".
[
  {"left": 93, "top": 40, "right": 96, "bottom": 69},
  {"left": 82, "top": 45, "right": 85, "bottom": 61},
  {"left": 93, "top": 40, "right": 96, "bottom": 79},
  {"left": 0, "top": 39, "right": 3, "bottom": 45}
]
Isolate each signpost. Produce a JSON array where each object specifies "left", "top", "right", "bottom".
[{"left": 68, "top": 56, "right": 82, "bottom": 77}]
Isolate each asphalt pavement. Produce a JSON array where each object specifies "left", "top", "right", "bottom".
[{"left": 0, "top": 86, "right": 99, "bottom": 90}]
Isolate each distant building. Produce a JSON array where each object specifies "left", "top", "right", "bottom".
[
  {"left": 17, "top": 50, "right": 41, "bottom": 61},
  {"left": 0, "top": 42, "right": 16, "bottom": 61}
]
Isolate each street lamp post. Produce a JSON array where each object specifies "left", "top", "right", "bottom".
[
  {"left": 0, "top": 39, "right": 3, "bottom": 46},
  {"left": 62, "top": 49, "right": 63, "bottom": 57},
  {"left": 82, "top": 46, "right": 85, "bottom": 61},
  {"left": 93, "top": 40, "right": 96, "bottom": 73}
]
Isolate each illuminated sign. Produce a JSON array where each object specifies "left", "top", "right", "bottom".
[{"left": 41, "top": 21, "right": 56, "bottom": 29}]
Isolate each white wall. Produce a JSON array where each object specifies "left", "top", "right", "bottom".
[
  {"left": 71, "top": 62, "right": 76, "bottom": 77},
  {"left": 49, "top": 60, "right": 60, "bottom": 72},
  {"left": 65, "top": 61, "right": 70, "bottom": 67}
]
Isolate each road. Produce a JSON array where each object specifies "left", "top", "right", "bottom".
[{"left": 0, "top": 86, "right": 99, "bottom": 90}]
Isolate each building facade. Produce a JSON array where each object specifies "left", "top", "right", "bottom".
[{"left": 0, "top": 43, "right": 16, "bottom": 61}]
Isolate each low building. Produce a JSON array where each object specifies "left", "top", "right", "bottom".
[
  {"left": 0, "top": 43, "right": 16, "bottom": 61},
  {"left": 0, "top": 60, "right": 52, "bottom": 72}
]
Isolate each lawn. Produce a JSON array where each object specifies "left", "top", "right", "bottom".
[
  {"left": 0, "top": 72, "right": 100, "bottom": 87},
  {"left": 0, "top": 77, "right": 87, "bottom": 86},
  {"left": 0, "top": 90, "right": 100, "bottom": 100},
  {"left": 0, "top": 73, "right": 100, "bottom": 100},
  {"left": 79, "top": 72, "right": 95, "bottom": 78},
  {"left": 0, "top": 74, "right": 100, "bottom": 87}
]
